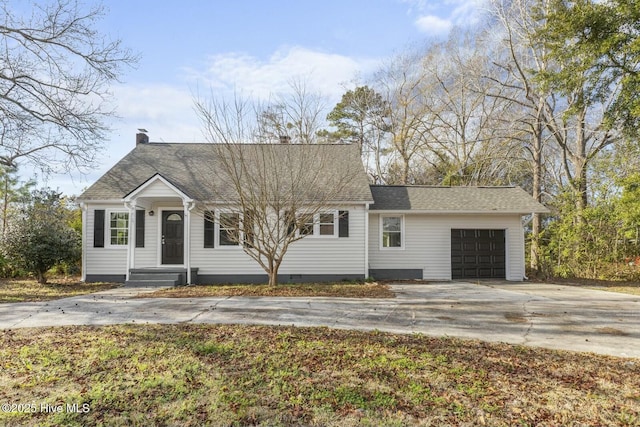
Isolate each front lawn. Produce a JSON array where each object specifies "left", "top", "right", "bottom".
[
  {"left": 138, "top": 281, "right": 394, "bottom": 299},
  {"left": 0, "top": 278, "right": 119, "bottom": 303},
  {"left": 0, "top": 324, "right": 638, "bottom": 426}
]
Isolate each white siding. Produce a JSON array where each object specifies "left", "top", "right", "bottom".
[
  {"left": 368, "top": 213, "right": 526, "bottom": 281},
  {"left": 85, "top": 204, "right": 128, "bottom": 275},
  {"left": 190, "top": 205, "right": 367, "bottom": 276},
  {"left": 135, "top": 179, "right": 181, "bottom": 198}
]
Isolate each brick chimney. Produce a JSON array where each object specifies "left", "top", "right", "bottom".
[
  {"left": 279, "top": 135, "right": 291, "bottom": 144},
  {"left": 136, "top": 129, "right": 149, "bottom": 145}
]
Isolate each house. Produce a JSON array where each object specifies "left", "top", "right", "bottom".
[{"left": 77, "top": 135, "right": 548, "bottom": 285}]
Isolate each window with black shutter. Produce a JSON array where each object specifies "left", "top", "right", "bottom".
[
  {"left": 93, "top": 209, "right": 105, "bottom": 248},
  {"left": 204, "top": 211, "right": 215, "bottom": 248},
  {"left": 135, "top": 209, "right": 145, "bottom": 248},
  {"left": 338, "top": 210, "right": 349, "bottom": 237}
]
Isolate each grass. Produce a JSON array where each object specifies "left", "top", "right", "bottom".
[
  {"left": 0, "top": 324, "right": 638, "bottom": 426},
  {"left": 138, "top": 281, "right": 395, "bottom": 299},
  {"left": 0, "top": 278, "right": 119, "bottom": 303}
]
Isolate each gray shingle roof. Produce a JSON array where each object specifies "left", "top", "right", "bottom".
[
  {"left": 78, "top": 142, "right": 374, "bottom": 203},
  {"left": 369, "top": 185, "right": 549, "bottom": 213}
]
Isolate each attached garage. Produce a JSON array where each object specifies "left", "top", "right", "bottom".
[
  {"left": 367, "top": 186, "right": 549, "bottom": 282},
  {"left": 451, "top": 229, "right": 506, "bottom": 279}
]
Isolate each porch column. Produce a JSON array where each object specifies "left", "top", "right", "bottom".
[
  {"left": 183, "top": 200, "right": 194, "bottom": 284},
  {"left": 125, "top": 201, "right": 136, "bottom": 281}
]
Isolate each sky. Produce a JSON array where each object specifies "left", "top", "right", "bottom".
[{"left": 33, "top": 0, "right": 487, "bottom": 195}]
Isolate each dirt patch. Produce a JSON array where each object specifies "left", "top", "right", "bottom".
[
  {"left": 596, "top": 327, "right": 629, "bottom": 336},
  {"left": 137, "top": 282, "right": 395, "bottom": 299},
  {"left": 504, "top": 312, "right": 529, "bottom": 323}
]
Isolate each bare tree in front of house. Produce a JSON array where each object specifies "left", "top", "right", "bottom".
[{"left": 194, "top": 92, "right": 364, "bottom": 286}]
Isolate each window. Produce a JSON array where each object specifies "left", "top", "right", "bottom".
[
  {"left": 319, "top": 213, "right": 335, "bottom": 235},
  {"left": 381, "top": 215, "right": 403, "bottom": 249},
  {"left": 299, "top": 214, "right": 314, "bottom": 236},
  {"left": 219, "top": 212, "right": 240, "bottom": 246},
  {"left": 204, "top": 211, "right": 215, "bottom": 248},
  {"left": 296, "top": 212, "right": 337, "bottom": 237},
  {"left": 109, "top": 211, "right": 129, "bottom": 246},
  {"left": 242, "top": 209, "right": 256, "bottom": 248}
]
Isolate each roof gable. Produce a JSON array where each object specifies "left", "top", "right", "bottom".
[{"left": 123, "top": 173, "right": 192, "bottom": 201}]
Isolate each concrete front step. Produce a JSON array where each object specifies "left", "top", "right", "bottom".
[
  {"left": 127, "top": 273, "right": 182, "bottom": 281},
  {"left": 124, "top": 279, "right": 178, "bottom": 287},
  {"left": 128, "top": 268, "right": 198, "bottom": 286}
]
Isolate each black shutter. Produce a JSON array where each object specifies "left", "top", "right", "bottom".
[
  {"left": 94, "top": 209, "right": 105, "bottom": 248},
  {"left": 204, "top": 211, "right": 215, "bottom": 248},
  {"left": 338, "top": 210, "right": 349, "bottom": 238},
  {"left": 135, "top": 210, "right": 145, "bottom": 248},
  {"left": 285, "top": 210, "right": 296, "bottom": 236}
]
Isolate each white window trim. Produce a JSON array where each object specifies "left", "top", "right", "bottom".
[
  {"left": 380, "top": 214, "right": 405, "bottom": 250},
  {"left": 105, "top": 209, "right": 129, "bottom": 249},
  {"left": 296, "top": 210, "right": 338, "bottom": 238},
  {"left": 215, "top": 210, "right": 243, "bottom": 249}
]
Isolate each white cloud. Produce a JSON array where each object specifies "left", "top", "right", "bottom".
[
  {"left": 410, "top": 0, "right": 488, "bottom": 35},
  {"left": 449, "top": 0, "right": 489, "bottom": 27},
  {"left": 186, "top": 46, "right": 378, "bottom": 101},
  {"left": 112, "top": 83, "right": 202, "bottom": 143},
  {"left": 49, "top": 47, "right": 379, "bottom": 195},
  {"left": 414, "top": 14, "right": 453, "bottom": 36}
]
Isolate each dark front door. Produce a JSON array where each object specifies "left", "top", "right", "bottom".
[
  {"left": 162, "top": 211, "right": 184, "bottom": 265},
  {"left": 451, "top": 229, "right": 506, "bottom": 279}
]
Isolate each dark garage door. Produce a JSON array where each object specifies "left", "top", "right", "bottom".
[{"left": 451, "top": 229, "right": 505, "bottom": 279}]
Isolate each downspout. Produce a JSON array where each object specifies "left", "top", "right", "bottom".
[
  {"left": 185, "top": 200, "right": 196, "bottom": 284},
  {"left": 364, "top": 202, "right": 370, "bottom": 279},
  {"left": 80, "top": 202, "right": 87, "bottom": 282},
  {"left": 521, "top": 213, "right": 533, "bottom": 280}
]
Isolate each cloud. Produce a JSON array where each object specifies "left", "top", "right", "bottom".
[
  {"left": 50, "top": 47, "right": 379, "bottom": 195},
  {"left": 414, "top": 15, "right": 453, "bottom": 36},
  {"left": 186, "top": 46, "right": 378, "bottom": 101},
  {"left": 112, "top": 83, "right": 202, "bottom": 143},
  {"left": 410, "top": 0, "right": 488, "bottom": 35},
  {"left": 449, "top": 0, "right": 489, "bottom": 27}
]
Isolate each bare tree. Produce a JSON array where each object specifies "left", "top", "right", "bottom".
[
  {"left": 487, "top": 0, "right": 556, "bottom": 273},
  {"left": 0, "top": 0, "right": 137, "bottom": 173},
  {"left": 417, "top": 31, "right": 524, "bottom": 186},
  {"left": 194, "top": 92, "right": 367, "bottom": 286},
  {"left": 256, "top": 79, "right": 327, "bottom": 144},
  {"left": 489, "top": 0, "right": 623, "bottom": 272},
  {"left": 373, "top": 49, "right": 430, "bottom": 184}
]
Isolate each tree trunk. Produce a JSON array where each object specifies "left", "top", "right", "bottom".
[
  {"left": 529, "top": 110, "right": 544, "bottom": 274},
  {"left": 267, "top": 257, "right": 280, "bottom": 286},
  {"left": 530, "top": 213, "right": 542, "bottom": 275},
  {"left": 37, "top": 270, "right": 47, "bottom": 284},
  {"left": 402, "top": 154, "right": 410, "bottom": 184},
  {"left": 2, "top": 175, "right": 8, "bottom": 237},
  {"left": 572, "top": 108, "right": 588, "bottom": 225}
]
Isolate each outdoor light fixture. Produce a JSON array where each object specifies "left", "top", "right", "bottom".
[{"left": 148, "top": 210, "right": 154, "bottom": 216}]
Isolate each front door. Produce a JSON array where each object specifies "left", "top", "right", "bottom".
[{"left": 162, "top": 210, "right": 184, "bottom": 264}]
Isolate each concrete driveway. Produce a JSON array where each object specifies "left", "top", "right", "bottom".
[{"left": 0, "top": 282, "right": 638, "bottom": 358}]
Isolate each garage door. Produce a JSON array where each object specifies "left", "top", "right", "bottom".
[{"left": 451, "top": 229, "right": 505, "bottom": 279}]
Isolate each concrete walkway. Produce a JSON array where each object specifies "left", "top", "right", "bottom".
[{"left": 0, "top": 282, "right": 638, "bottom": 358}]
